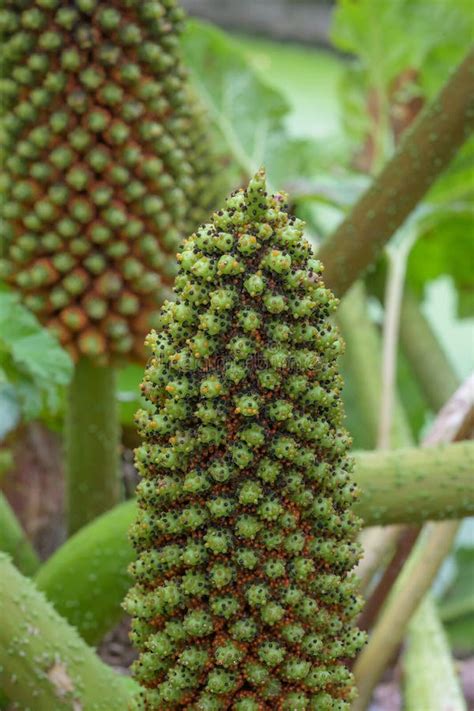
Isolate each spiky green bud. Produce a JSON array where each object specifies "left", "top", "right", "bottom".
[{"left": 125, "top": 172, "right": 365, "bottom": 709}]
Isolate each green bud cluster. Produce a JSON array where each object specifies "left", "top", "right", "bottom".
[
  {"left": 125, "top": 171, "right": 365, "bottom": 709},
  {"left": 0, "top": 0, "right": 216, "bottom": 362}
]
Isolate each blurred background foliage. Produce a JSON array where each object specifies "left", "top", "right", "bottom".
[{"left": 0, "top": 0, "right": 472, "bottom": 660}]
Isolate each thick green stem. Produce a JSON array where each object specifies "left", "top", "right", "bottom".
[
  {"left": 338, "top": 283, "right": 412, "bottom": 450},
  {"left": 66, "top": 357, "right": 121, "bottom": 535},
  {"left": 0, "top": 492, "right": 39, "bottom": 576},
  {"left": 319, "top": 49, "right": 474, "bottom": 297},
  {"left": 35, "top": 442, "right": 473, "bottom": 644},
  {"left": 404, "top": 596, "right": 466, "bottom": 711},
  {"left": 400, "top": 289, "right": 459, "bottom": 412},
  {"left": 354, "top": 440, "right": 473, "bottom": 525},
  {"left": 0, "top": 553, "right": 135, "bottom": 710}
]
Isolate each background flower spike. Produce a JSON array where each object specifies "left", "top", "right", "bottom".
[{"left": 0, "top": 0, "right": 217, "bottom": 364}]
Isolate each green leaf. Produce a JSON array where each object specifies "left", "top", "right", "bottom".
[
  {"left": 182, "top": 20, "right": 286, "bottom": 178},
  {"left": 407, "top": 212, "right": 474, "bottom": 317},
  {"left": 292, "top": 172, "right": 369, "bottom": 246},
  {"left": 332, "top": 0, "right": 473, "bottom": 93},
  {"left": 0, "top": 291, "right": 73, "bottom": 421},
  {"left": 425, "top": 136, "right": 474, "bottom": 206},
  {"left": 403, "top": 136, "right": 474, "bottom": 317},
  {"left": 13, "top": 378, "right": 44, "bottom": 420},
  {"left": 10, "top": 331, "right": 71, "bottom": 387},
  {"left": 331, "top": 0, "right": 474, "bottom": 162},
  {"left": 181, "top": 19, "right": 327, "bottom": 189},
  {"left": 236, "top": 34, "right": 345, "bottom": 143},
  {"left": 0, "top": 384, "right": 20, "bottom": 441},
  {"left": 292, "top": 173, "right": 369, "bottom": 210}
]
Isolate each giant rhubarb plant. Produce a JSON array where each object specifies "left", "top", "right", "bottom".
[
  {"left": 0, "top": 0, "right": 216, "bottom": 532},
  {"left": 125, "top": 171, "right": 366, "bottom": 710}
]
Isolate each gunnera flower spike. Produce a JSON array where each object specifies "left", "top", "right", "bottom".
[
  {"left": 125, "top": 170, "right": 366, "bottom": 710},
  {"left": 0, "top": 0, "right": 215, "bottom": 363}
]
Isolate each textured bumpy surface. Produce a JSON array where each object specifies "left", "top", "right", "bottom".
[
  {"left": 0, "top": 0, "right": 215, "bottom": 362},
  {"left": 125, "top": 172, "right": 365, "bottom": 710}
]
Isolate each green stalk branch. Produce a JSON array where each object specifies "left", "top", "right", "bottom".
[
  {"left": 319, "top": 49, "right": 474, "bottom": 297},
  {"left": 66, "top": 358, "right": 121, "bottom": 535},
  {"left": 400, "top": 374, "right": 472, "bottom": 711},
  {"left": 353, "top": 373, "right": 472, "bottom": 708},
  {"left": 35, "top": 442, "right": 474, "bottom": 644},
  {"left": 353, "top": 520, "right": 461, "bottom": 711},
  {"left": 400, "top": 289, "right": 460, "bottom": 412},
  {"left": 0, "top": 492, "right": 39, "bottom": 576},
  {"left": 338, "top": 283, "right": 412, "bottom": 450},
  {"left": 404, "top": 595, "right": 466, "bottom": 711},
  {"left": 377, "top": 230, "right": 417, "bottom": 449},
  {"left": 338, "top": 284, "right": 412, "bottom": 589},
  {"left": 378, "top": 250, "right": 406, "bottom": 449},
  {"left": 356, "top": 525, "right": 404, "bottom": 594},
  {"left": 338, "top": 280, "right": 467, "bottom": 705},
  {"left": 0, "top": 553, "right": 135, "bottom": 710},
  {"left": 354, "top": 440, "right": 473, "bottom": 524}
]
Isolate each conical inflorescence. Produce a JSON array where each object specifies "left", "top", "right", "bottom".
[
  {"left": 0, "top": 0, "right": 216, "bottom": 362},
  {"left": 125, "top": 171, "right": 366, "bottom": 710}
]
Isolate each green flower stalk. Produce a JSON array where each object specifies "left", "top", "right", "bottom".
[
  {"left": 0, "top": 0, "right": 215, "bottom": 363},
  {"left": 125, "top": 171, "right": 366, "bottom": 710}
]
